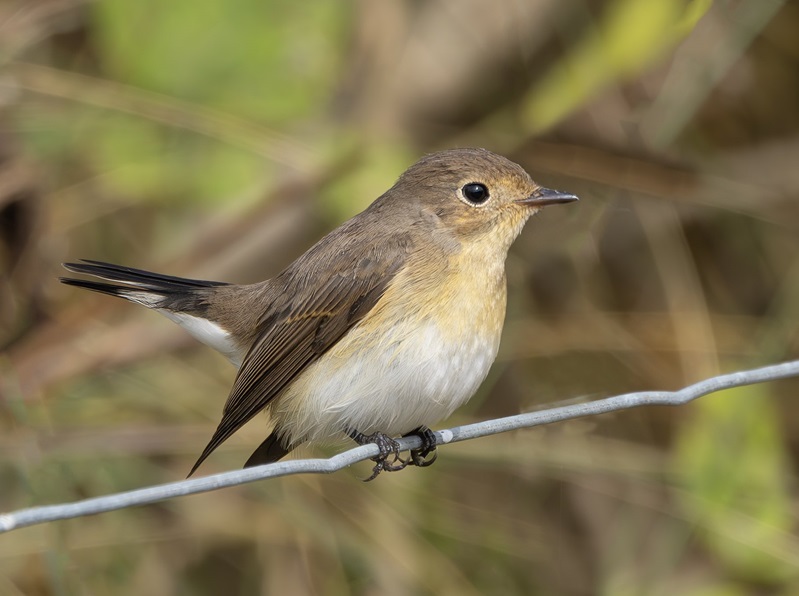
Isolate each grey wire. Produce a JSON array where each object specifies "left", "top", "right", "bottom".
[{"left": 2, "top": 359, "right": 798, "bottom": 533}]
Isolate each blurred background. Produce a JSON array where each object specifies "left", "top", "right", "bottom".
[{"left": 1, "top": 0, "right": 798, "bottom": 594}]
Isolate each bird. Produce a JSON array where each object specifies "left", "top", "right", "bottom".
[{"left": 61, "top": 148, "right": 578, "bottom": 480}]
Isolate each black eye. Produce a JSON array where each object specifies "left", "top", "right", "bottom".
[{"left": 462, "top": 182, "right": 489, "bottom": 205}]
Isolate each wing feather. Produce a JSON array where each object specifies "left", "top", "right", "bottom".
[{"left": 188, "top": 243, "right": 407, "bottom": 475}]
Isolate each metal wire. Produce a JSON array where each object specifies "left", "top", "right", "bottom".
[{"left": 2, "top": 359, "right": 798, "bottom": 533}]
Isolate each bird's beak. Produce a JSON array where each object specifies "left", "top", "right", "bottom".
[{"left": 515, "top": 187, "right": 579, "bottom": 207}]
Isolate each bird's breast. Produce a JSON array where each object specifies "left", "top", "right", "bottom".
[{"left": 271, "top": 242, "right": 509, "bottom": 444}]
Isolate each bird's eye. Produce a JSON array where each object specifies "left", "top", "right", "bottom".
[{"left": 461, "top": 182, "right": 490, "bottom": 205}]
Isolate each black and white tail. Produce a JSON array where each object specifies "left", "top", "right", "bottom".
[
  {"left": 61, "top": 259, "right": 227, "bottom": 308},
  {"left": 61, "top": 260, "right": 242, "bottom": 364}
]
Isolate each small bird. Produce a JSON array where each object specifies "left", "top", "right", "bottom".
[{"left": 61, "top": 148, "right": 578, "bottom": 480}]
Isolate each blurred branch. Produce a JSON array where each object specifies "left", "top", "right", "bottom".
[
  {"left": 643, "top": 0, "right": 785, "bottom": 147},
  {"left": 2, "top": 359, "right": 798, "bottom": 533},
  {"left": 7, "top": 61, "right": 316, "bottom": 168},
  {"left": 523, "top": 141, "right": 794, "bottom": 221},
  {"left": 523, "top": 0, "right": 712, "bottom": 132}
]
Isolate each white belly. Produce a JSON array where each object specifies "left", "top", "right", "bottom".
[{"left": 270, "top": 316, "right": 501, "bottom": 445}]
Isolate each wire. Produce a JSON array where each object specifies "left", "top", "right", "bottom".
[{"left": 2, "top": 359, "right": 798, "bottom": 533}]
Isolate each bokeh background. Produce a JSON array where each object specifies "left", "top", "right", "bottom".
[{"left": 2, "top": 0, "right": 799, "bottom": 594}]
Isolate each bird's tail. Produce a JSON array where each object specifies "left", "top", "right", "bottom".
[{"left": 61, "top": 260, "right": 228, "bottom": 309}]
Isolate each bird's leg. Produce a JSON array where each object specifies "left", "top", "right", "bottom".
[
  {"left": 348, "top": 429, "right": 409, "bottom": 481},
  {"left": 403, "top": 426, "right": 438, "bottom": 467}
]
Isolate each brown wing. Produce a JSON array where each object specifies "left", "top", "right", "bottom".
[{"left": 187, "top": 243, "right": 407, "bottom": 476}]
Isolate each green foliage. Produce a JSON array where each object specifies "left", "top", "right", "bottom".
[
  {"left": 19, "top": 0, "right": 349, "bottom": 205},
  {"left": 524, "top": 0, "right": 712, "bottom": 131},
  {"left": 91, "top": 0, "right": 348, "bottom": 122},
  {"left": 673, "top": 385, "right": 797, "bottom": 583}
]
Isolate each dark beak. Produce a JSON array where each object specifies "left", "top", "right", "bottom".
[{"left": 515, "top": 187, "right": 579, "bottom": 207}]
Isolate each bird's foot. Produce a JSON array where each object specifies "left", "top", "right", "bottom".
[
  {"left": 404, "top": 426, "right": 438, "bottom": 467},
  {"left": 348, "top": 429, "right": 409, "bottom": 481}
]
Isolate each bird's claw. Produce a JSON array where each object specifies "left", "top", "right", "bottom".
[
  {"left": 349, "top": 430, "right": 409, "bottom": 481},
  {"left": 406, "top": 426, "right": 438, "bottom": 467},
  {"left": 348, "top": 426, "right": 438, "bottom": 480}
]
